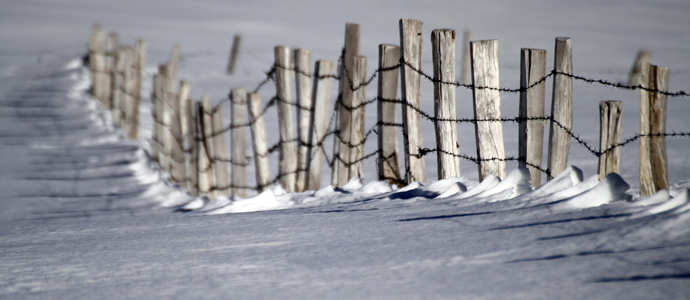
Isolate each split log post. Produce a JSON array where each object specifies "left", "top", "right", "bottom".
[
  {"left": 247, "top": 92, "right": 271, "bottom": 193},
  {"left": 104, "top": 32, "right": 118, "bottom": 108},
  {"left": 377, "top": 45, "right": 401, "bottom": 184},
  {"left": 461, "top": 30, "right": 473, "bottom": 85},
  {"left": 598, "top": 100, "right": 623, "bottom": 180},
  {"left": 547, "top": 37, "right": 573, "bottom": 180},
  {"left": 151, "top": 74, "right": 162, "bottom": 163},
  {"left": 274, "top": 46, "right": 298, "bottom": 192},
  {"left": 643, "top": 65, "right": 670, "bottom": 193},
  {"left": 628, "top": 50, "right": 651, "bottom": 86},
  {"left": 197, "top": 97, "right": 216, "bottom": 197},
  {"left": 181, "top": 88, "right": 198, "bottom": 195},
  {"left": 307, "top": 60, "right": 334, "bottom": 191},
  {"left": 399, "top": 18, "right": 426, "bottom": 184},
  {"left": 348, "top": 56, "right": 367, "bottom": 180},
  {"left": 335, "top": 23, "right": 360, "bottom": 187},
  {"left": 231, "top": 88, "right": 248, "bottom": 198},
  {"left": 111, "top": 48, "right": 125, "bottom": 126},
  {"left": 212, "top": 104, "right": 230, "bottom": 197},
  {"left": 470, "top": 39, "right": 506, "bottom": 180},
  {"left": 131, "top": 39, "right": 146, "bottom": 139},
  {"left": 169, "top": 81, "right": 190, "bottom": 186},
  {"left": 88, "top": 24, "right": 106, "bottom": 105},
  {"left": 122, "top": 47, "right": 136, "bottom": 137},
  {"left": 519, "top": 48, "right": 547, "bottom": 187},
  {"left": 432, "top": 29, "right": 461, "bottom": 180},
  {"left": 226, "top": 34, "right": 241, "bottom": 75},
  {"left": 294, "top": 49, "right": 313, "bottom": 192},
  {"left": 159, "top": 64, "right": 174, "bottom": 173}
]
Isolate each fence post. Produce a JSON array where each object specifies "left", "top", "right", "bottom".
[
  {"left": 294, "top": 49, "right": 313, "bottom": 192},
  {"left": 432, "top": 29, "right": 460, "bottom": 180},
  {"left": 231, "top": 88, "right": 248, "bottom": 198},
  {"left": 461, "top": 30, "right": 473, "bottom": 85},
  {"left": 377, "top": 45, "right": 401, "bottom": 184},
  {"left": 519, "top": 48, "right": 547, "bottom": 187},
  {"left": 649, "top": 65, "right": 669, "bottom": 192},
  {"left": 123, "top": 47, "right": 138, "bottom": 138},
  {"left": 197, "top": 97, "right": 215, "bottom": 197},
  {"left": 247, "top": 92, "right": 271, "bottom": 193},
  {"left": 307, "top": 60, "right": 334, "bottom": 191},
  {"left": 111, "top": 48, "right": 125, "bottom": 126},
  {"left": 226, "top": 34, "right": 242, "bottom": 75},
  {"left": 151, "top": 73, "right": 161, "bottom": 164},
  {"left": 348, "top": 55, "right": 367, "bottom": 180},
  {"left": 399, "top": 18, "right": 426, "bottom": 184},
  {"left": 160, "top": 63, "right": 175, "bottom": 173},
  {"left": 89, "top": 24, "right": 106, "bottom": 106},
  {"left": 183, "top": 90, "right": 198, "bottom": 196},
  {"left": 169, "top": 81, "right": 189, "bottom": 186},
  {"left": 627, "top": 50, "right": 651, "bottom": 86},
  {"left": 598, "top": 100, "right": 623, "bottom": 180},
  {"left": 470, "top": 39, "right": 506, "bottom": 180},
  {"left": 131, "top": 39, "right": 146, "bottom": 139},
  {"left": 274, "top": 46, "right": 298, "bottom": 192},
  {"left": 212, "top": 104, "right": 230, "bottom": 197},
  {"left": 547, "top": 37, "right": 573, "bottom": 180},
  {"left": 335, "top": 23, "right": 361, "bottom": 188},
  {"left": 104, "top": 33, "right": 118, "bottom": 108}
]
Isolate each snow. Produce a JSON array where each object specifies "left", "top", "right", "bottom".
[{"left": 1, "top": 0, "right": 690, "bottom": 298}]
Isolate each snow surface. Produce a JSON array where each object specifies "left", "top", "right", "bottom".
[{"left": 1, "top": 0, "right": 690, "bottom": 299}]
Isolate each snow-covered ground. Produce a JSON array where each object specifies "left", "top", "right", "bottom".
[{"left": 1, "top": 0, "right": 690, "bottom": 299}]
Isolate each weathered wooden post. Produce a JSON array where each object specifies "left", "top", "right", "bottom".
[
  {"left": 628, "top": 50, "right": 651, "bottom": 86},
  {"left": 640, "top": 64, "right": 670, "bottom": 194},
  {"left": 461, "top": 30, "right": 473, "bottom": 85},
  {"left": 348, "top": 55, "right": 367, "bottom": 180},
  {"left": 169, "top": 81, "right": 189, "bottom": 186},
  {"left": 598, "top": 100, "right": 623, "bottom": 180},
  {"left": 307, "top": 60, "right": 334, "bottom": 191},
  {"left": 399, "top": 18, "right": 426, "bottom": 184},
  {"left": 547, "top": 37, "right": 573, "bottom": 180},
  {"left": 122, "top": 47, "right": 136, "bottom": 137},
  {"left": 335, "top": 23, "right": 361, "bottom": 187},
  {"left": 231, "top": 88, "right": 248, "bottom": 198},
  {"left": 519, "top": 48, "right": 547, "bottom": 187},
  {"left": 226, "top": 34, "right": 242, "bottom": 75},
  {"left": 112, "top": 47, "right": 132, "bottom": 127},
  {"left": 88, "top": 24, "right": 106, "bottom": 105},
  {"left": 181, "top": 88, "right": 198, "bottom": 195},
  {"left": 377, "top": 45, "right": 401, "bottom": 184},
  {"left": 131, "top": 39, "right": 146, "bottom": 139},
  {"left": 294, "top": 49, "right": 313, "bottom": 192},
  {"left": 151, "top": 74, "right": 162, "bottom": 164},
  {"left": 247, "top": 92, "right": 271, "bottom": 193},
  {"left": 274, "top": 46, "right": 298, "bottom": 192},
  {"left": 212, "top": 104, "right": 230, "bottom": 197},
  {"left": 432, "top": 29, "right": 461, "bottom": 180},
  {"left": 104, "top": 32, "right": 118, "bottom": 108},
  {"left": 470, "top": 39, "right": 506, "bottom": 180},
  {"left": 160, "top": 63, "right": 175, "bottom": 173},
  {"left": 198, "top": 97, "right": 216, "bottom": 197}
]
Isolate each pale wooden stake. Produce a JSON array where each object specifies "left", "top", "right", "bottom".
[
  {"left": 348, "top": 55, "right": 367, "bottom": 180},
  {"left": 89, "top": 24, "right": 106, "bottom": 106},
  {"left": 519, "top": 48, "right": 547, "bottom": 187},
  {"left": 226, "top": 34, "right": 241, "bottom": 75},
  {"left": 377, "top": 45, "right": 401, "bottom": 184},
  {"left": 470, "top": 39, "right": 506, "bottom": 180},
  {"left": 151, "top": 74, "right": 161, "bottom": 163},
  {"left": 182, "top": 89, "right": 198, "bottom": 196},
  {"left": 432, "top": 29, "right": 460, "bottom": 180},
  {"left": 547, "top": 37, "right": 573, "bottom": 180},
  {"left": 247, "top": 92, "right": 271, "bottom": 193},
  {"left": 336, "top": 23, "right": 361, "bottom": 187},
  {"left": 231, "top": 88, "right": 248, "bottom": 198},
  {"left": 169, "top": 81, "right": 190, "bottom": 186},
  {"left": 628, "top": 50, "right": 651, "bottom": 86},
  {"left": 461, "top": 30, "right": 473, "bottom": 85},
  {"left": 104, "top": 32, "right": 118, "bottom": 108},
  {"left": 198, "top": 97, "right": 216, "bottom": 197},
  {"left": 131, "top": 39, "right": 146, "bottom": 139},
  {"left": 160, "top": 64, "right": 175, "bottom": 173},
  {"left": 294, "top": 49, "right": 313, "bottom": 192},
  {"left": 274, "top": 46, "right": 298, "bottom": 192},
  {"left": 307, "top": 60, "right": 334, "bottom": 191},
  {"left": 122, "top": 47, "right": 136, "bottom": 137},
  {"left": 399, "top": 18, "right": 426, "bottom": 184},
  {"left": 649, "top": 65, "right": 670, "bottom": 192},
  {"left": 598, "top": 100, "right": 623, "bottom": 180},
  {"left": 212, "top": 104, "right": 230, "bottom": 197}
]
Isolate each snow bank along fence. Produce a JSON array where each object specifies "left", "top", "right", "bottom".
[{"left": 86, "top": 19, "right": 690, "bottom": 201}]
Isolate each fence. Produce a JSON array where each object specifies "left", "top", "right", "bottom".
[{"left": 87, "top": 19, "right": 690, "bottom": 202}]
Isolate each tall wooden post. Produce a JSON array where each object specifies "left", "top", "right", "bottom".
[
  {"left": 377, "top": 45, "right": 401, "bottom": 184},
  {"left": 212, "top": 104, "right": 230, "bottom": 197},
  {"left": 547, "top": 37, "right": 573, "bottom": 180},
  {"left": 470, "top": 39, "right": 506, "bottom": 180},
  {"left": 274, "top": 46, "right": 298, "bottom": 192},
  {"left": 294, "top": 49, "right": 313, "bottom": 192},
  {"left": 307, "top": 60, "right": 334, "bottom": 191},
  {"left": 335, "top": 23, "right": 361, "bottom": 187},
  {"left": 649, "top": 65, "right": 669, "bottom": 192},
  {"left": 122, "top": 47, "right": 136, "bottom": 137},
  {"left": 247, "top": 92, "right": 271, "bottom": 193},
  {"left": 198, "top": 97, "right": 216, "bottom": 197},
  {"left": 182, "top": 90, "right": 198, "bottom": 196},
  {"left": 169, "top": 81, "right": 189, "bottom": 186},
  {"left": 598, "top": 100, "right": 623, "bottom": 180},
  {"left": 151, "top": 74, "right": 162, "bottom": 163},
  {"left": 432, "top": 29, "right": 460, "bottom": 180},
  {"left": 104, "top": 33, "right": 118, "bottom": 108},
  {"left": 519, "top": 48, "right": 547, "bottom": 187},
  {"left": 131, "top": 39, "right": 146, "bottom": 139},
  {"left": 231, "top": 88, "right": 248, "bottom": 198},
  {"left": 89, "top": 24, "right": 106, "bottom": 106},
  {"left": 399, "top": 18, "right": 426, "bottom": 184},
  {"left": 348, "top": 56, "right": 367, "bottom": 180}
]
